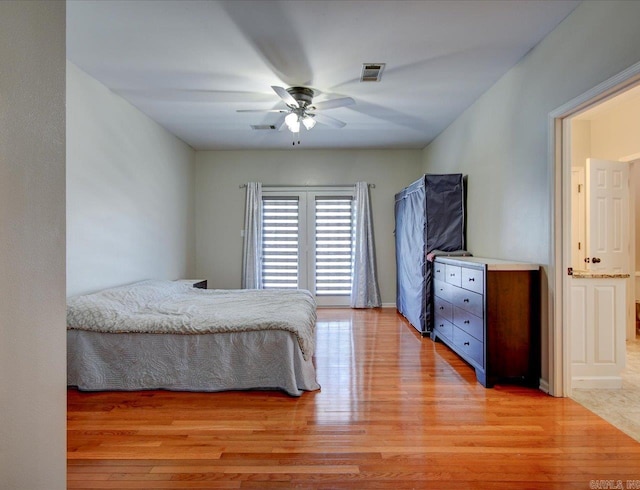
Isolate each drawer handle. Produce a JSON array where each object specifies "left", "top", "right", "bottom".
[
  {"left": 463, "top": 298, "right": 469, "bottom": 303},
  {"left": 439, "top": 306, "right": 444, "bottom": 310},
  {"left": 439, "top": 324, "right": 444, "bottom": 328},
  {"left": 450, "top": 273, "right": 456, "bottom": 277},
  {"left": 464, "top": 341, "right": 470, "bottom": 346},
  {"left": 468, "top": 277, "right": 475, "bottom": 282},
  {"left": 464, "top": 320, "right": 470, "bottom": 324},
  {"left": 436, "top": 269, "right": 441, "bottom": 273}
]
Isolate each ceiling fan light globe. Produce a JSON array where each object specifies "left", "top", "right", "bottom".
[
  {"left": 287, "top": 120, "right": 301, "bottom": 133},
  {"left": 285, "top": 112, "right": 298, "bottom": 126},
  {"left": 302, "top": 116, "right": 316, "bottom": 130}
]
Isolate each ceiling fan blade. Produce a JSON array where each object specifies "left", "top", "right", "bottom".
[
  {"left": 272, "top": 86, "right": 299, "bottom": 108},
  {"left": 114, "top": 88, "right": 277, "bottom": 104},
  {"left": 313, "top": 113, "right": 347, "bottom": 129},
  {"left": 274, "top": 113, "right": 287, "bottom": 131},
  {"left": 310, "top": 97, "right": 355, "bottom": 111},
  {"left": 221, "top": 1, "right": 313, "bottom": 86},
  {"left": 236, "top": 109, "right": 288, "bottom": 113}
]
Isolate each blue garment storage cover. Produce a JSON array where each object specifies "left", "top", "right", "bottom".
[{"left": 394, "top": 174, "right": 465, "bottom": 334}]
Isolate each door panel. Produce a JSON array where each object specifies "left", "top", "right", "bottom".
[
  {"left": 310, "top": 192, "right": 354, "bottom": 306},
  {"left": 586, "top": 158, "right": 629, "bottom": 273},
  {"left": 261, "top": 194, "right": 303, "bottom": 289}
]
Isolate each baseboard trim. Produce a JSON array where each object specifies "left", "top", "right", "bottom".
[{"left": 538, "top": 378, "right": 550, "bottom": 394}]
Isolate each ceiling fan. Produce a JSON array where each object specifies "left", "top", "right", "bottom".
[{"left": 237, "top": 86, "right": 355, "bottom": 138}]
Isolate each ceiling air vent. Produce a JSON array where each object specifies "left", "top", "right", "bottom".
[
  {"left": 250, "top": 124, "right": 277, "bottom": 130},
  {"left": 361, "top": 63, "right": 385, "bottom": 82}
]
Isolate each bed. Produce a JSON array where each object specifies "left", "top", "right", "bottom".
[{"left": 67, "top": 280, "right": 320, "bottom": 396}]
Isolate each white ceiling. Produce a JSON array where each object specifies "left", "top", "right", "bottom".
[{"left": 66, "top": 0, "right": 580, "bottom": 150}]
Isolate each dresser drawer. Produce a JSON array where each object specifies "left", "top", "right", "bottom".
[
  {"left": 445, "top": 264, "right": 462, "bottom": 287},
  {"left": 453, "top": 305, "right": 483, "bottom": 341},
  {"left": 433, "top": 280, "right": 455, "bottom": 302},
  {"left": 450, "top": 286, "right": 483, "bottom": 317},
  {"left": 434, "top": 296, "right": 453, "bottom": 322},
  {"left": 453, "top": 327, "right": 484, "bottom": 368},
  {"left": 434, "top": 316, "right": 454, "bottom": 341},
  {"left": 461, "top": 267, "right": 483, "bottom": 294},
  {"left": 433, "top": 263, "right": 445, "bottom": 282}
]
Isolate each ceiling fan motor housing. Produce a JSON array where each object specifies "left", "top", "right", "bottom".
[{"left": 286, "top": 87, "right": 314, "bottom": 107}]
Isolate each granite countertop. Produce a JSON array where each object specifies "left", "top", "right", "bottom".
[{"left": 571, "top": 270, "right": 631, "bottom": 279}]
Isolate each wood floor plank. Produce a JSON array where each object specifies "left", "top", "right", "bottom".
[{"left": 68, "top": 308, "right": 640, "bottom": 488}]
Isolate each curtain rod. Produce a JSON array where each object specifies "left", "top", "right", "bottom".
[{"left": 239, "top": 183, "right": 375, "bottom": 189}]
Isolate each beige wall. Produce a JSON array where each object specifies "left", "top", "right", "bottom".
[
  {"left": 570, "top": 120, "right": 591, "bottom": 169},
  {"left": 67, "top": 62, "right": 196, "bottom": 296},
  {"left": 0, "top": 2, "right": 66, "bottom": 488},
  {"left": 421, "top": 0, "right": 640, "bottom": 386},
  {"left": 195, "top": 149, "right": 422, "bottom": 304},
  {"left": 590, "top": 91, "right": 640, "bottom": 161}
]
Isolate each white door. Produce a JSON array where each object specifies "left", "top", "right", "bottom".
[
  {"left": 308, "top": 192, "right": 355, "bottom": 306},
  {"left": 586, "top": 158, "right": 629, "bottom": 273}
]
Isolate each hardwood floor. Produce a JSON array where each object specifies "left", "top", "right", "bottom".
[{"left": 68, "top": 308, "right": 640, "bottom": 489}]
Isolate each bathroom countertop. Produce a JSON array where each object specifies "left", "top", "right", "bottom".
[{"left": 571, "top": 270, "right": 630, "bottom": 279}]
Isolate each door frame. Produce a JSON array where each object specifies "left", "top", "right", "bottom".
[
  {"left": 548, "top": 60, "right": 640, "bottom": 397},
  {"left": 570, "top": 166, "right": 586, "bottom": 271}
]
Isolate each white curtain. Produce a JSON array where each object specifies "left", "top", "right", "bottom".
[
  {"left": 351, "top": 182, "right": 381, "bottom": 308},
  {"left": 241, "top": 182, "right": 262, "bottom": 289}
]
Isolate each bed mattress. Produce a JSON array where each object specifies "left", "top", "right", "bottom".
[{"left": 67, "top": 280, "right": 320, "bottom": 396}]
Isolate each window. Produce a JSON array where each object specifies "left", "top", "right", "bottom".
[
  {"left": 314, "top": 197, "right": 353, "bottom": 296},
  {"left": 261, "top": 197, "right": 299, "bottom": 289},
  {"left": 261, "top": 189, "right": 354, "bottom": 306}
]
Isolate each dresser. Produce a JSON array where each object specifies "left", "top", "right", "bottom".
[{"left": 431, "top": 256, "right": 539, "bottom": 388}]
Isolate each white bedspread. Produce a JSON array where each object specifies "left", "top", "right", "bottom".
[{"left": 67, "top": 280, "right": 317, "bottom": 360}]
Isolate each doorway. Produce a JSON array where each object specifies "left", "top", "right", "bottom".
[
  {"left": 564, "top": 94, "right": 640, "bottom": 395},
  {"left": 550, "top": 60, "right": 640, "bottom": 397},
  {"left": 261, "top": 187, "right": 355, "bottom": 306}
]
